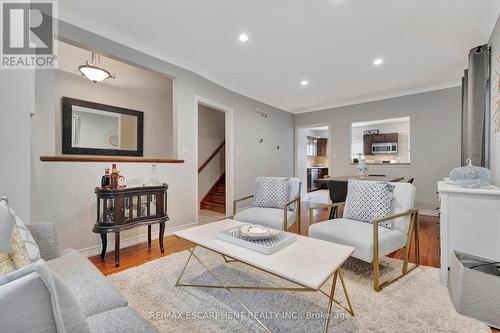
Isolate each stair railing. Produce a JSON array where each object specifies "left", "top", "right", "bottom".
[{"left": 198, "top": 141, "right": 225, "bottom": 173}]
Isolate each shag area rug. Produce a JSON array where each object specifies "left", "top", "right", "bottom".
[{"left": 108, "top": 248, "right": 489, "bottom": 333}]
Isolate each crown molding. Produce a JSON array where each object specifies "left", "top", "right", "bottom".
[{"left": 293, "top": 81, "right": 461, "bottom": 114}]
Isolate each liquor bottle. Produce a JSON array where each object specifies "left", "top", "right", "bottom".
[
  {"left": 117, "top": 170, "right": 126, "bottom": 188},
  {"left": 110, "top": 164, "right": 118, "bottom": 189},
  {"left": 101, "top": 168, "right": 111, "bottom": 188}
]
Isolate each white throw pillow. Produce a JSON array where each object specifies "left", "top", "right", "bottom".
[
  {"left": 252, "top": 177, "right": 290, "bottom": 209},
  {"left": 10, "top": 208, "right": 41, "bottom": 263},
  {"left": 343, "top": 181, "right": 394, "bottom": 228}
]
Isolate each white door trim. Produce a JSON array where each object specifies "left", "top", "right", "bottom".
[{"left": 194, "top": 95, "right": 234, "bottom": 224}]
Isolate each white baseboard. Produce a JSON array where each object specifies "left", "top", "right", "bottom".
[{"left": 78, "top": 223, "right": 197, "bottom": 257}]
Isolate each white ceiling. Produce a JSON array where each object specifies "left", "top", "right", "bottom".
[{"left": 59, "top": 0, "right": 500, "bottom": 113}]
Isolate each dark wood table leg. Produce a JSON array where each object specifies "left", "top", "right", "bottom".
[
  {"left": 114, "top": 232, "right": 120, "bottom": 267},
  {"left": 159, "top": 222, "right": 165, "bottom": 253},
  {"left": 148, "top": 225, "right": 152, "bottom": 247},
  {"left": 100, "top": 233, "right": 107, "bottom": 259}
]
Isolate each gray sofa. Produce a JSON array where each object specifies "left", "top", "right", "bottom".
[{"left": 6, "top": 223, "right": 158, "bottom": 333}]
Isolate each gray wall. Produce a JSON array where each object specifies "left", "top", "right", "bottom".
[
  {"left": 31, "top": 21, "right": 294, "bottom": 252},
  {"left": 0, "top": 71, "right": 33, "bottom": 223},
  {"left": 295, "top": 87, "right": 462, "bottom": 207},
  {"left": 489, "top": 15, "right": 500, "bottom": 186},
  {"left": 50, "top": 70, "right": 173, "bottom": 157}
]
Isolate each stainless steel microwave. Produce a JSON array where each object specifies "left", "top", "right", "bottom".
[{"left": 372, "top": 142, "right": 398, "bottom": 154}]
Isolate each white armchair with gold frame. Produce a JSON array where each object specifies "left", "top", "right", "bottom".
[
  {"left": 308, "top": 182, "right": 419, "bottom": 291},
  {"left": 233, "top": 177, "right": 301, "bottom": 233}
]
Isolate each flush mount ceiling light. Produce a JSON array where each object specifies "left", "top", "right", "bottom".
[
  {"left": 300, "top": 80, "right": 309, "bottom": 86},
  {"left": 78, "top": 52, "right": 115, "bottom": 83},
  {"left": 233, "top": 73, "right": 242, "bottom": 78},
  {"left": 238, "top": 33, "right": 249, "bottom": 42},
  {"left": 373, "top": 58, "right": 384, "bottom": 66}
]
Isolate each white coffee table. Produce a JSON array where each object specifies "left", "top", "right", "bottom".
[{"left": 174, "top": 219, "right": 355, "bottom": 333}]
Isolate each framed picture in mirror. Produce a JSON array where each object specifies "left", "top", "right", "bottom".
[{"left": 62, "top": 97, "right": 144, "bottom": 156}]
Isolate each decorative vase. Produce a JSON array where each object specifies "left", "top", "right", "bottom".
[
  {"left": 449, "top": 159, "right": 491, "bottom": 188},
  {"left": 356, "top": 155, "right": 369, "bottom": 178},
  {"left": 146, "top": 163, "right": 162, "bottom": 186}
]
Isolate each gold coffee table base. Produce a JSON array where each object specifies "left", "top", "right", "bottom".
[{"left": 175, "top": 245, "right": 354, "bottom": 333}]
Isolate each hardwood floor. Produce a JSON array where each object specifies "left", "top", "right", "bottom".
[
  {"left": 89, "top": 199, "right": 441, "bottom": 274},
  {"left": 89, "top": 198, "right": 497, "bottom": 332}
]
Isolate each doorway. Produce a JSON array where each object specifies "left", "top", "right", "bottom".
[
  {"left": 295, "top": 124, "right": 331, "bottom": 204},
  {"left": 195, "top": 97, "right": 234, "bottom": 225}
]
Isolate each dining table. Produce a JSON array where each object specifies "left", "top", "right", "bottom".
[{"left": 315, "top": 175, "right": 405, "bottom": 219}]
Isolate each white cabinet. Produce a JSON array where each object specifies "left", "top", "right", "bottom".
[{"left": 438, "top": 181, "right": 500, "bottom": 285}]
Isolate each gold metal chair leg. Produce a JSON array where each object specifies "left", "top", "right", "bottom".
[{"left": 373, "top": 211, "right": 420, "bottom": 291}]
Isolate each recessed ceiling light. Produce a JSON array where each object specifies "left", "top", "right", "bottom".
[
  {"left": 238, "top": 33, "right": 249, "bottom": 42},
  {"left": 300, "top": 80, "right": 309, "bottom": 86},
  {"left": 373, "top": 58, "right": 384, "bottom": 66},
  {"left": 233, "top": 73, "right": 241, "bottom": 78}
]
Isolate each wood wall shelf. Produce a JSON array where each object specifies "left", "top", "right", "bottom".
[{"left": 40, "top": 156, "right": 184, "bottom": 163}]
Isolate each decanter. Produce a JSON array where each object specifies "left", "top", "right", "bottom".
[{"left": 146, "top": 163, "right": 162, "bottom": 186}]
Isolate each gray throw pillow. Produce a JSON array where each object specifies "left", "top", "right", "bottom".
[
  {"left": 343, "top": 181, "right": 394, "bottom": 228},
  {"left": 252, "top": 177, "right": 290, "bottom": 209}
]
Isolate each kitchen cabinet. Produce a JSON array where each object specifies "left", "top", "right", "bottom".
[
  {"left": 307, "top": 137, "right": 328, "bottom": 156},
  {"left": 363, "top": 135, "right": 373, "bottom": 156},
  {"left": 372, "top": 133, "right": 398, "bottom": 143},
  {"left": 363, "top": 133, "right": 398, "bottom": 155},
  {"left": 317, "top": 138, "right": 328, "bottom": 156},
  {"left": 306, "top": 136, "right": 317, "bottom": 156}
]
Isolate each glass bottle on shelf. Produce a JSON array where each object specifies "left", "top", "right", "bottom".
[
  {"left": 146, "top": 163, "right": 162, "bottom": 186},
  {"left": 106, "top": 198, "right": 115, "bottom": 223},
  {"left": 132, "top": 196, "right": 138, "bottom": 218},
  {"left": 140, "top": 195, "right": 148, "bottom": 216},
  {"left": 117, "top": 170, "right": 126, "bottom": 188},
  {"left": 110, "top": 164, "right": 118, "bottom": 189},
  {"left": 101, "top": 168, "right": 111, "bottom": 189}
]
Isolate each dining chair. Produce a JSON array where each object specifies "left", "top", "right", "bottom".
[
  {"left": 327, "top": 180, "right": 348, "bottom": 219},
  {"left": 309, "top": 181, "right": 419, "bottom": 291},
  {"left": 233, "top": 177, "right": 301, "bottom": 233}
]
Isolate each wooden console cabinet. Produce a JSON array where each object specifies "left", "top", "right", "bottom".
[{"left": 93, "top": 184, "right": 169, "bottom": 267}]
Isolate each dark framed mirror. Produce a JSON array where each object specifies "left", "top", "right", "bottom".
[{"left": 62, "top": 97, "right": 144, "bottom": 156}]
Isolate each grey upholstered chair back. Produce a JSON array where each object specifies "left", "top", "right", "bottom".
[
  {"left": 288, "top": 178, "right": 301, "bottom": 200},
  {"left": 389, "top": 182, "right": 416, "bottom": 233}
]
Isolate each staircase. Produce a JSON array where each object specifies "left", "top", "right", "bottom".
[{"left": 200, "top": 173, "right": 226, "bottom": 214}]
